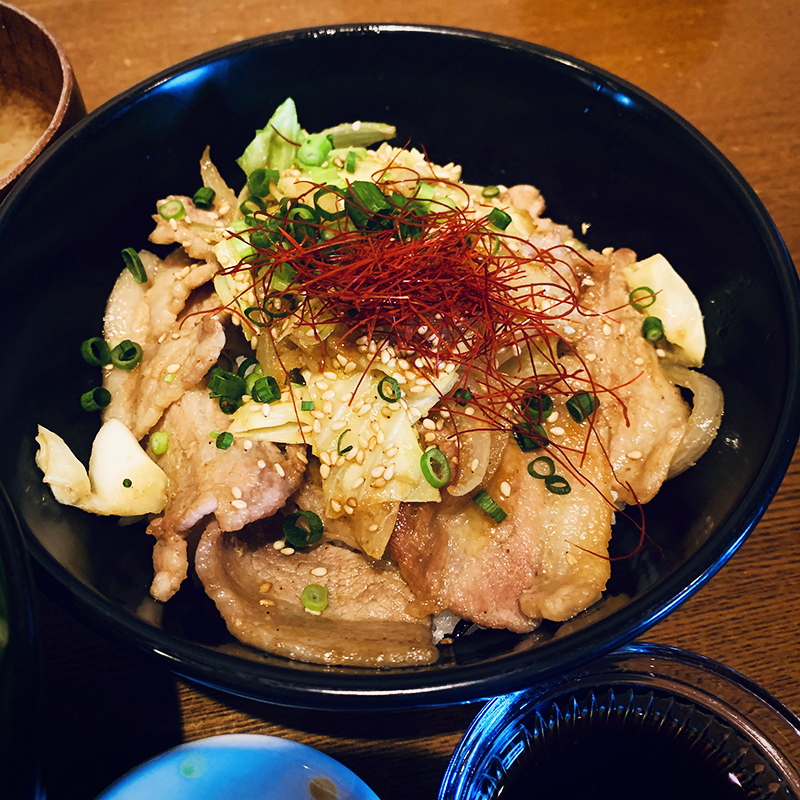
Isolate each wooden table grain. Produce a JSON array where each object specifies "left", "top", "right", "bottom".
[{"left": 12, "top": 0, "right": 800, "bottom": 797}]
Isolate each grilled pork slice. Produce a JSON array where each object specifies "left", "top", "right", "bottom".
[
  {"left": 103, "top": 251, "right": 225, "bottom": 440},
  {"left": 390, "top": 430, "right": 614, "bottom": 631},
  {"left": 195, "top": 521, "right": 437, "bottom": 666},
  {"left": 147, "top": 389, "right": 306, "bottom": 601}
]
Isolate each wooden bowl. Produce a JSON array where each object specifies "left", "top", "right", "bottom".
[{"left": 0, "top": 1, "right": 85, "bottom": 202}]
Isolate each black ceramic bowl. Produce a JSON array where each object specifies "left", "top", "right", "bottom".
[{"left": 0, "top": 24, "right": 798, "bottom": 710}]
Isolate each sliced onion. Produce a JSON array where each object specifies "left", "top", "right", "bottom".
[
  {"left": 447, "top": 429, "right": 508, "bottom": 496},
  {"left": 199, "top": 145, "right": 238, "bottom": 222},
  {"left": 664, "top": 363, "right": 724, "bottom": 478}
]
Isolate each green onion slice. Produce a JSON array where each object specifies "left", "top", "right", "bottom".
[
  {"left": 300, "top": 583, "right": 329, "bottom": 612},
  {"left": 545, "top": 475, "right": 571, "bottom": 495},
  {"left": 192, "top": 186, "right": 216, "bottom": 209},
  {"left": 236, "top": 358, "right": 259, "bottom": 378},
  {"left": 482, "top": 185, "right": 501, "bottom": 198},
  {"left": 149, "top": 431, "right": 169, "bottom": 455},
  {"left": 420, "top": 448, "right": 451, "bottom": 488},
  {"left": 523, "top": 392, "right": 553, "bottom": 422},
  {"left": 336, "top": 429, "right": 353, "bottom": 455},
  {"left": 244, "top": 306, "right": 266, "bottom": 327},
  {"left": 345, "top": 150, "right": 358, "bottom": 173},
  {"left": 122, "top": 478, "right": 132, "bottom": 488},
  {"left": 207, "top": 367, "right": 246, "bottom": 399},
  {"left": 301, "top": 400, "right": 314, "bottom": 411},
  {"left": 566, "top": 392, "right": 599, "bottom": 424},
  {"left": 110, "top": 340, "right": 143, "bottom": 371},
  {"left": 215, "top": 431, "right": 234, "bottom": 450},
  {"left": 239, "top": 195, "right": 267, "bottom": 217},
  {"left": 283, "top": 510, "right": 324, "bottom": 549},
  {"left": 452, "top": 388, "right": 473, "bottom": 407},
  {"left": 377, "top": 376, "right": 401, "bottom": 403},
  {"left": 642, "top": 316, "right": 665, "bottom": 343},
  {"left": 251, "top": 375, "right": 281, "bottom": 404},
  {"left": 218, "top": 397, "right": 241, "bottom": 415},
  {"left": 487, "top": 207, "right": 512, "bottom": 230},
  {"left": 473, "top": 489, "right": 507, "bottom": 523},
  {"left": 629, "top": 286, "right": 657, "bottom": 310},
  {"left": 80, "top": 386, "right": 111, "bottom": 412},
  {"left": 247, "top": 168, "right": 280, "bottom": 197},
  {"left": 263, "top": 292, "right": 298, "bottom": 320},
  {"left": 296, "top": 133, "right": 334, "bottom": 167},
  {"left": 528, "top": 456, "right": 556, "bottom": 479},
  {"left": 158, "top": 199, "right": 185, "bottom": 220},
  {"left": 512, "top": 420, "right": 549, "bottom": 452},
  {"left": 80, "top": 337, "right": 111, "bottom": 366},
  {"left": 121, "top": 247, "right": 147, "bottom": 284}
]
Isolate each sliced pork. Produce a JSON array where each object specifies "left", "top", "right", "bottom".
[{"left": 195, "top": 521, "right": 437, "bottom": 666}]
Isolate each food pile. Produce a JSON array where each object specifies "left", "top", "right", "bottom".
[{"left": 35, "top": 99, "right": 723, "bottom": 666}]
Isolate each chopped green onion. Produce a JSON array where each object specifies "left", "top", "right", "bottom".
[
  {"left": 218, "top": 398, "right": 241, "bottom": 415},
  {"left": 250, "top": 230, "right": 274, "bottom": 250},
  {"left": 345, "top": 150, "right": 358, "bottom": 173},
  {"left": 239, "top": 195, "right": 266, "bottom": 217},
  {"left": 301, "top": 400, "right": 314, "bottom": 411},
  {"left": 642, "top": 316, "right": 665, "bottom": 342},
  {"left": 473, "top": 489, "right": 507, "bottom": 523},
  {"left": 215, "top": 431, "right": 234, "bottom": 450},
  {"left": 122, "top": 478, "right": 132, "bottom": 488},
  {"left": 244, "top": 306, "right": 266, "bottom": 327},
  {"left": 110, "top": 340, "right": 143, "bottom": 370},
  {"left": 420, "top": 448, "right": 451, "bottom": 488},
  {"left": 528, "top": 456, "right": 556, "bottom": 479},
  {"left": 80, "top": 337, "right": 111, "bottom": 366},
  {"left": 297, "top": 133, "right": 334, "bottom": 167},
  {"left": 481, "top": 185, "right": 500, "bottom": 198},
  {"left": 301, "top": 583, "right": 328, "bottom": 612},
  {"left": 284, "top": 510, "right": 324, "bottom": 548},
  {"left": 487, "top": 207, "right": 512, "bottom": 230},
  {"left": 377, "top": 376, "right": 401, "bottom": 403},
  {"left": 545, "top": 475, "right": 571, "bottom": 495},
  {"left": 207, "top": 367, "right": 246, "bottom": 399},
  {"left": 236, "top": 358, "right": 259, "bottom": 378},
  {"left": 629, "top": 286, "right": 657, "bottom": 310},
  {"left": 149, "top": 431, "right": 169, "bottom": 455},
  {"left": 80, "top": 386, "right": 111, "bottom": 412},
  {"left": 158, "top": 199, "right": 185, "bottom": 220},
  {"left": 452, "top": 388, "right": 473, "bottom": 407},
  {"left": 164, "top": 373, "right": 176, "bottom": 383},
  {"left": 566, "top": 392, "right": 599, "bottom": 423},
  {"left": 247, "top": 168, "right": 280, "bottom": 197},
  {"left": 121, "top": 247, "right": 147, "bottom": 284},
  {"left": 336, "top": 429, "right": 353, "bottom": 455},
  {"left": 287, "top": 368, "right": 306, "bottom": 386},
  {"left": 192, "top": 186, "right": 216, "bottom": 209},
  {"left": 523, "top": 392, "right": 553, "bottom": 422},
  {"left": 263, "top": 292, "right": 298, "bottom": 319},
  {"left": 345, "top": 181, "right": 391, "bottom": 229},
  {"left": 251, "top": 375, "right": 281, "bottom": 404},
  {"left": 512, "top": 420, "right": 549, "bottom": 451}
]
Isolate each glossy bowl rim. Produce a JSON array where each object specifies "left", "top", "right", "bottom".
[{"left": 3, "top": 23, "right": 799, "bottom": 710}]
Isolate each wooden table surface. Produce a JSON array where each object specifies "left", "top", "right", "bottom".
[{"left": 11, "top": 0, "right": 800, "bottom": 797}]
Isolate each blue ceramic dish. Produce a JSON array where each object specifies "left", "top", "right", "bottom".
[
  {"left": 95, "top": 734, "right": 379, "bottom": 800},
  {"left": 0, "top": 25, "right": 797, "bottom": 710}
]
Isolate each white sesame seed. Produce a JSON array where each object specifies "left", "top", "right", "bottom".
[
  {"left": 634, "top": 357, "right": 645, "bottom": 366},
  {"left": 470, "top": 458, "right": 480, "bottom": 472},
  {"left": 323, "top": 401, "right": 333, "bottom": 415},
  {"left": 602, "top": 324, "right": 612, "bottom": 336},
  {"left": 384, "top": 446, "right": 399, "bottom": 458},
  {"left": 358, "top": 403, "right": 373, "bottom": 416},
  {"left": 232, "top": 487, "right": 243, "bottom": 499},
  {"left": 261, "top": 404, "right": 271, "bottom": 417},
  {"left": 627, "top": 450, "right": 643, "bottom": 460},
  {"left": 330, "top": 499, "right": 342, "bottom": 513},
  {"left": 301, "top": 424, "right": 313, "bottom": 434},
  {"left": 656, "top": 348, "right": 666, "bottom": 358},
  {"left": 409, "top": 384, "right": 426, "bottom": 393},
  {"left": 368, "top": 524, "right": 379, "bottom": 532},
  {"left": 344, "top": 361, "right": 358, "bottom": 374},
  {"left": 371, "top": 465, "right": 386, "bottom": 478},
  {"left": 243, "top": 439, "right": 253, "bottom": 451},
  {"left": 352, "top": 476, "right": 365, "bottom": 489},
  {"left": 356, "top": 450, "right": 365, "bottom": 465},
  {"left": 315, "top": 380, "right": 330, "bottom": 391},
  {"left": 231, "top": 499, "right": 248, "bottom": 509},
  {"left": 583, "top": 277, "right": 595, "bottom": 286},
  {"left": 320, "top": 463, "right": 331, "bottom": 479},
  {"left": 275, "top": 463, "right": 286, "bottom": 477},
  {"left": 313, "top": 419, "right": 322, "bottom": 434},
  {"left": 273, "top": 539, "right": 285, "bottom": 550},
  {"left": 585, "top": 353, "right": 597, "bottom": 362},
  {"left": 331, "top": 420, "right": 347, "bottom": 431},
  {"left": 465, "top": 406, "right": 476, "bottom": 416},
  {"left": 166, "top": 363, "right": 180, "bottom": 373},
  {"left": 500, "top": 481, "right": 512, "bottom": 497},
  {"left": 169, "top": 218, "right": 178, "bottom": 231},
  {"left": 383, "top": 465, "right": 395, "bottom": 481},
  {"left": 424, "top": 432, "right": 436, "bottom": 442},
  {"left": 323, "top": 372, "right": 337, "bottom": 381},
  {"left": 346, "top": 497, "right": 358, "bottom": 508},
  {"left": 371, "top": 478, "right": 387, "bottom": 488},
  {"left": 311, "top": 567, "right": 328, "bottom": 577},
  {"left": 281, "top": 547, "right": 295, "bottom": 556},
  {"left": 259, "top": 598, "right": 276, "bottom": 607},
  {"left": 422, "top": 419, "right": 436, "bottom": 430},
  {"left": 565, "top": 552, "right": 578, "bottom": 566},
  {"left": 258, "top": 460, "right": 267, "bottom": 469},
  {"left": 320, "top": 451, "right": 331, "bottom": 466},
  {"left": 564, "top": 326, "right": 576, "bottom": 335},
  {"left": 550, "top": 426, "right": 565, "bottom": 436},
  {"left": 547, "top": 411, "right": 559, "bottom": 423}
]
